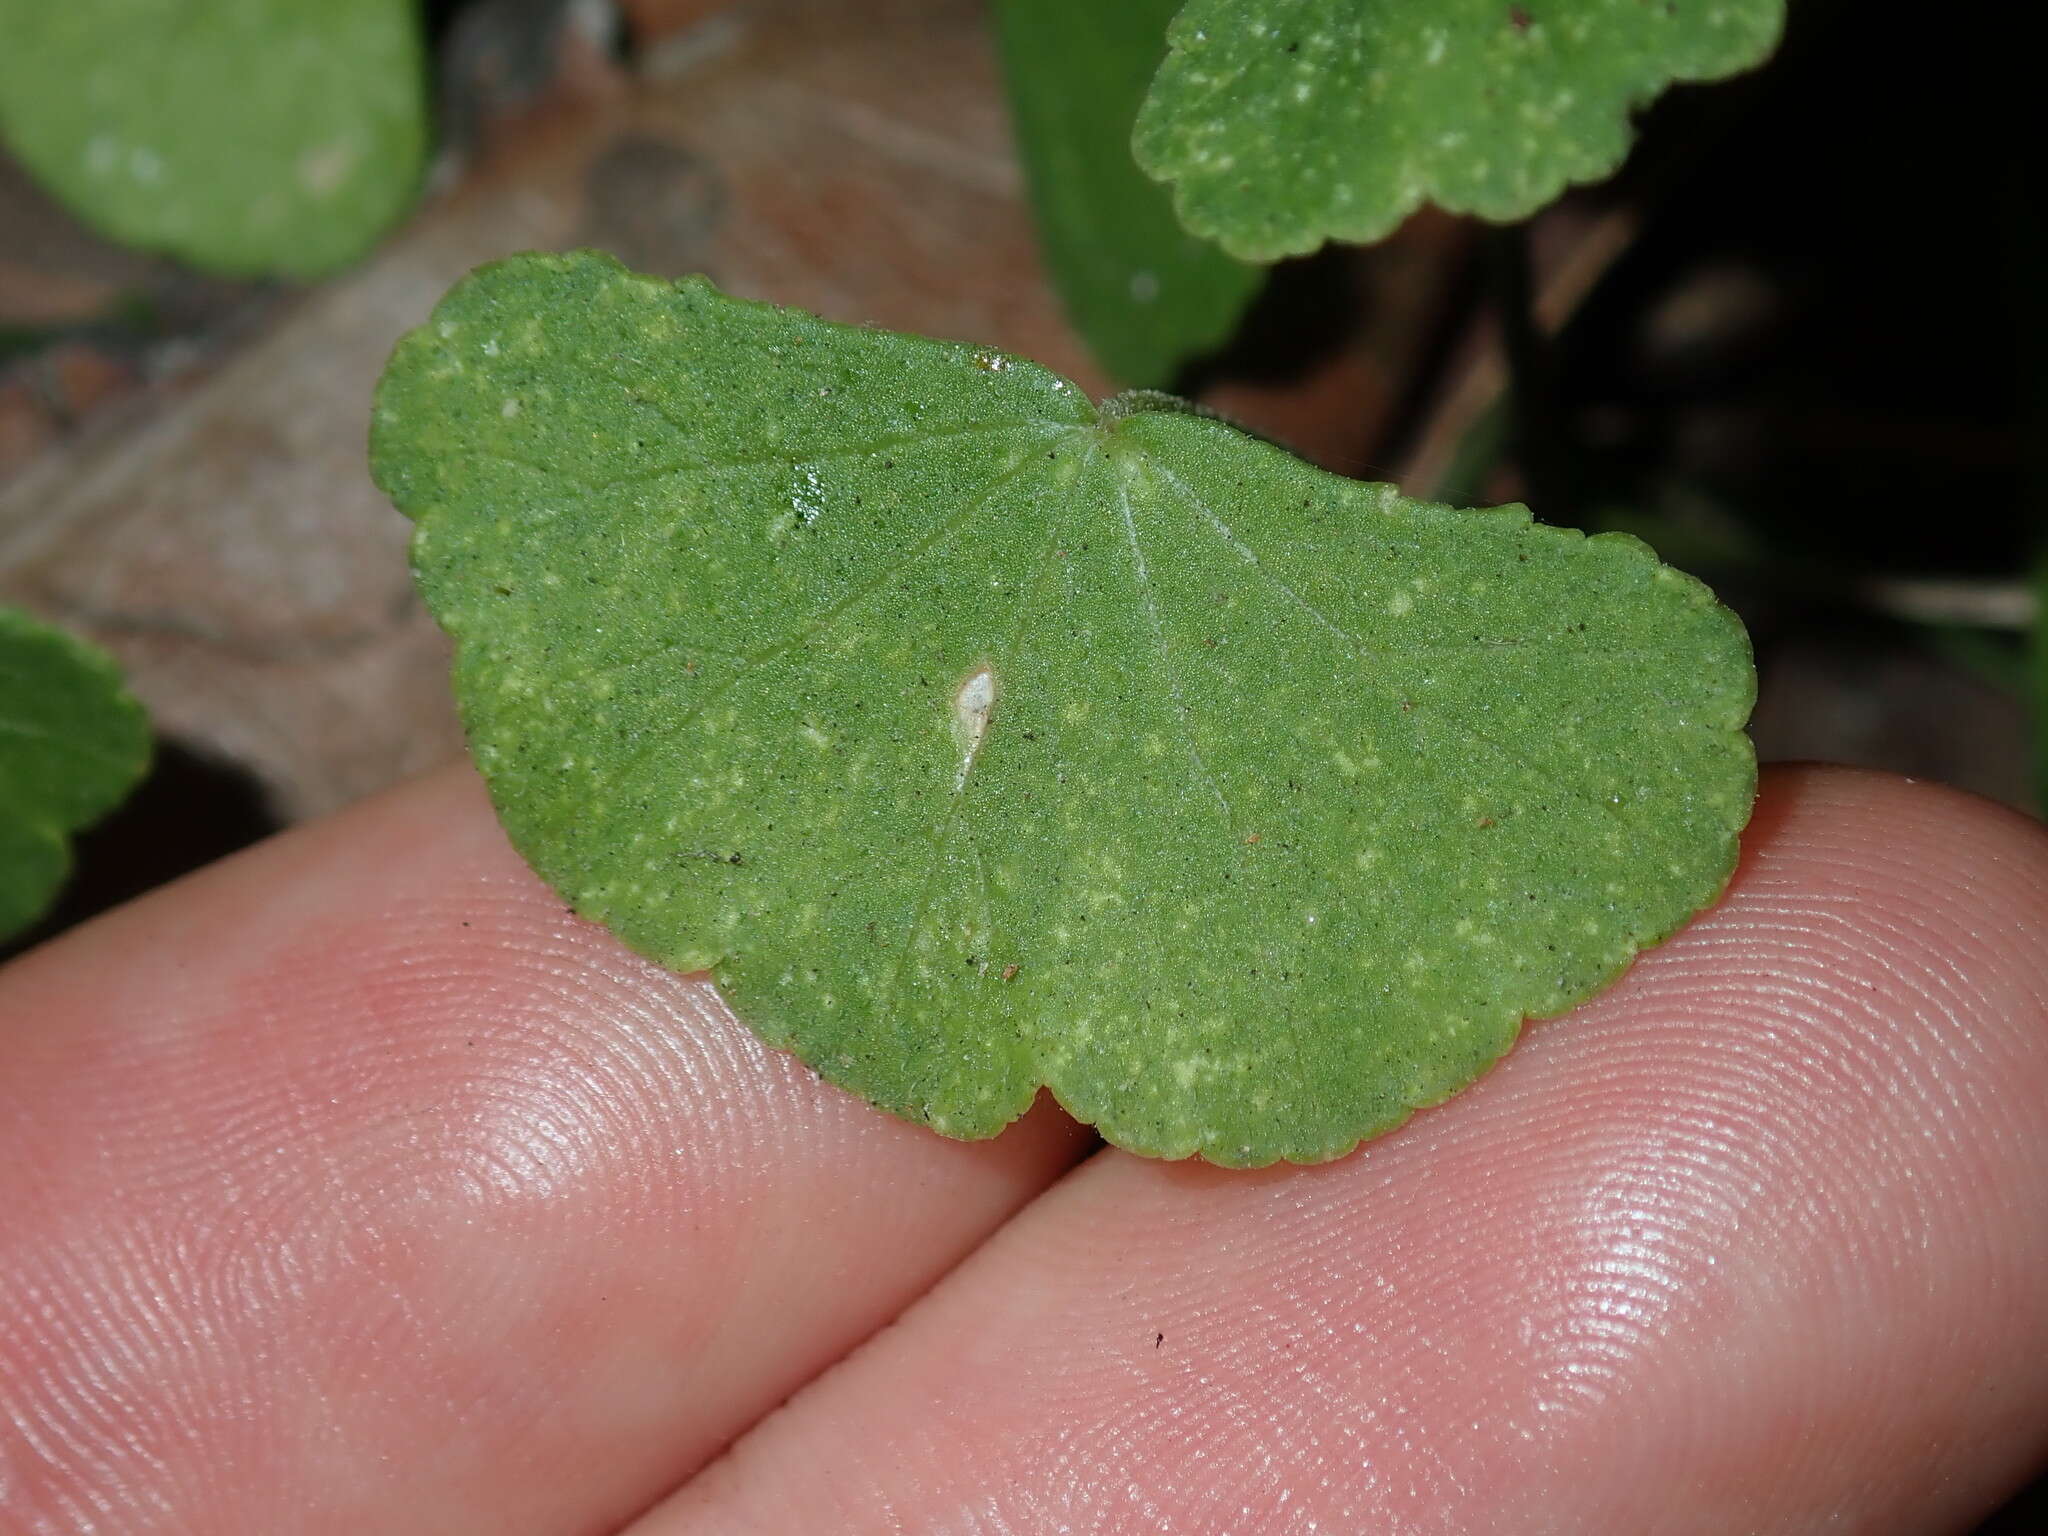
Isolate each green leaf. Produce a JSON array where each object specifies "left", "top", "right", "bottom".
[
  {"left": 1133, "top": 0, "right": 1786, "bottom": 261},
  {"left": 373, "top": 251, "right": 1755, "bottom": 1166},
  {"left": 0, "top": 0, "right": 428, "bottom": 279},
  {"left": 991, "top": 0, "right": 1265, "bottom": 388},
  {"left": 0, "top": 608, "right": 151, "bottom": 941}
]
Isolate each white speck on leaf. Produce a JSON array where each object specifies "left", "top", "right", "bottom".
[
  {"left": 791, "top": 464, "right": 826, "bottom": 526},
  {"left": 952, "top": 667, "right": 997, "bottom": 791}
]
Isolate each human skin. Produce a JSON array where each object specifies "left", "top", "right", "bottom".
[{"left": 0, "top": 762, "right": 2044, "bottom": 1533}]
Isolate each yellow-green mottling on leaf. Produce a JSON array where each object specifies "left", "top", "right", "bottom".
[
  {"left": 1133, "top": 0, "right": 1786, "bottom": 261},
  {"left": 0, "top": 609, "right": 151, "bottom": 940},
  {"left": 372, "top": 251, "right": 1755, "bottom": 1166},
  {"left": 0, "top": 0, "right": 427, "bottom": 279}
]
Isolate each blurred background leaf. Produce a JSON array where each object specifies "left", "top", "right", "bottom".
[
  {"left": 990, "top": 0, "right": 1262, "bottom": 388},
  {"left": 0, "top": 606, "right": 149, "bottom": 940},
  {"left": 1134, "top": 0, "right": 1784, "bottom": 260},
  {"left": 0, "top": 0, "right": 429, "bottom": 279}
]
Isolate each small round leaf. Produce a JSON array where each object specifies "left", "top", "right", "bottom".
[
  {"left": 0, "top": 0, "right": 428, "bottom": 279},
  {"left": 373, "top": 252, "right": 1756, "bottom": 1165},
  {"left": 1133, "top": 0, "right": 1786, "bottom": 260},
  {"left": 0, "top": 608, "right": 151, "bottom": 940}
]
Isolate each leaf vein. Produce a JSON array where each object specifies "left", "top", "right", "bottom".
[
  {"left": 590, "top": 443, "right": 1059, "bottom": 804},
  {"left": 1117, "top": 474, "right": 1234, "bottom": 826},
  {"left": 473, "top": 418, "right": 1066, "bottom": 505},
  {"left": 1148, "top": 458, "right": 1380, "bottom": 659},
  {"left": 874, "top": 468, "right": 1077, "bottom": 1040}
]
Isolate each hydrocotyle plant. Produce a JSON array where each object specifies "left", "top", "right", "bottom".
[
  {"left": 0, "top": 0, "right": 428, "bottom": 279},
  {"left": 0, "top": 607, "right": 151, "bottom": 941},
  {"left": 372, "top": 251, "right": 1755, "bottom": 1166},
  {"left": 990, "top": 0, "right": 1264, "bottom": 388},
  {"left": 1133, "top": 0, "right": 1788, "bottom": 260}
]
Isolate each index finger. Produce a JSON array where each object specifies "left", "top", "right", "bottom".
[{"left": 0, "top": 764, "right": 1090, "bottom": 1535}]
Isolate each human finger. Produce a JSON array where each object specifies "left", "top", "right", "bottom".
[
  {"left": 647, "top": 765, "right": 2048, "bottom": 1534},
  {"left": 0, "top": 764, "right": 1090, "bottom": 1535}
]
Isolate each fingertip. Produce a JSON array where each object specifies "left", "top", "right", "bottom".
[
  {"left": 643, "top": 764, "right": 2048, "bottom": 1535},
  {"left": 0, "top": 764, "right": 1090, "bottom": 1533}
]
